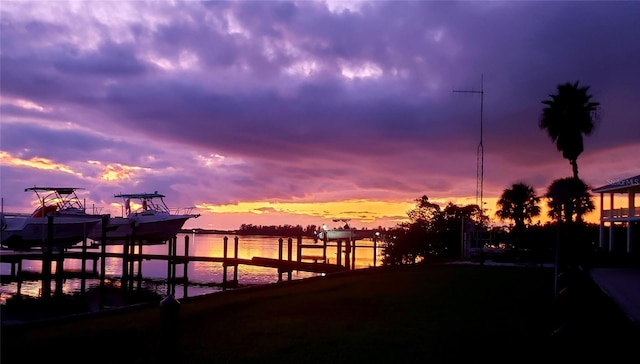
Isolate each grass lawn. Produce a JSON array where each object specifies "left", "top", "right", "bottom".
[{"left": 0, "top": 262, "right": 634, "bottom": 363}]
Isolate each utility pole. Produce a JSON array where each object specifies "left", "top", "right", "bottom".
[{"left": 453, "top": 74, "right": 484, "bottom": 210}]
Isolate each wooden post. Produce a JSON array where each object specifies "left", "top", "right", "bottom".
[
  {"left": 99, "top": 215, "right": 109, "bottom": 311},
  {"left": 351, "top": 238, "right": 356, "bottom": 269},
  {"left": 136, "top": 239, "right": 143, "bottom": 290},
  {"left": 183, "top": 235, "right": 189, "bottom": 299},
  {"left": 296, "top": 236, "right": 302, "bottom": 263},
  {"left": 287, "top": 237, "right": 293, "bottom": 281},
  {"left": 41, "top": 215, "right": 54, "bottom": 300},
  {"left": 233, "top": 236, "right": 239, "bottom": 284},
  {"left": 16, "top": 259, "right": 23, "bottom": 297},
  {"left": 323, "top": 235, "right": 328, "bottom": 263},
  {"left": 166, "top": 235, "right": 173, "bottom": 295},
  {"left": 128, "top": 221, "right": 136, "bottom": 291},
  {"left": 55, "top": 246, "right": 64, "bottom": 297},
  {"left": 336, "top": 240, "right": 342, "bottom": 268},
  {"left": 129, "top": 221, "right": 137, "bottom": 290},
  {"left": 129, "top": 241, "right": 135, "bottom": 291},
  {"left": 278, "top": 238, "right": 283, "bottom": 282},
  {"left": 222, "top": 236, "right": 228, "bottom": 289},
  {"left": 160, "top": 294, "right": 181, "bottom": 358},
  {"left": 344, "top": 239, "right": 350, "bottom": 270},
  {"left": 373, "top": 236, "right": 377, "bottom": 267},
  {"left": 122, "top": 235, "right": 130, "bottom": 294},
  {"left": 81, "top": 237, "right": 87, "bottom": 294},
  {"left": 130, "top": 238, "right": 137, "bottom": 291},
  {"left": 171, "top": 237, "right": 177, "bottom": 296}
]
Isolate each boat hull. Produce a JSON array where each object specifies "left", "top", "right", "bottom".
[
  {"left": 89, "top": 214, "right": 193, "bottom": 244},
  {"left": 315, "top": 229, "right": 378, "bottom": 241},
  {"left": 1, "top": 214, "right": 103, "bottom": 250}
]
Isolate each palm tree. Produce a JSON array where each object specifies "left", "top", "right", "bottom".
[
  {"left": 539, "top": 81, "right": 600, "bottom": 179},
  {"left": 545, "top": 177, "right": 595, "bottom": 224},
  {"left": 546, "top": 177, "right": 596, "bottom": 285},
  {"left": 496, "top": 182, "right": 541, "bottom": 233}
]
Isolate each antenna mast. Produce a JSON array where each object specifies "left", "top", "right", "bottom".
[{"left": 453, "top": 74, "right": 484, "bottom": 210}]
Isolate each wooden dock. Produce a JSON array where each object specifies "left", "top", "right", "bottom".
[
  {"left": 1, "top": 234, "right": 370, "bottom": 304},
  {"left": 0, "top": 231, "right": 385, "bottom": 322}
]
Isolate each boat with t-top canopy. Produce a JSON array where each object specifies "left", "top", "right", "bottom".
[
  {"left": 0, "top": 187, "right": 107, "bottom": 251},
  {"left": 88, "top": 191, "right": 199, "bottom": 245}
]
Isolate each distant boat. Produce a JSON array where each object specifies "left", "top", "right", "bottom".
[
  {"left": 314, "top": 229, "right": 379, "bottom": 241},
  {"left": 0, "top": 187, "right": 107, "bottom": 251},
  {"left": 314, "top": 219, "right": 380, "bottom": 241},
  {"left": 88, "top": 192, "right": 200, "bottom": 245}
]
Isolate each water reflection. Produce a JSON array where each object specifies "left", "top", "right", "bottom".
[{"left": 0, "top": 233, "right": 384, "bottom": 319}]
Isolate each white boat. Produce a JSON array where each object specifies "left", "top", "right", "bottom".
[
  {"left": 88, "top": 192, "right": 200, "bottom": 244},
  {"left": 314, "top": 219, "right": 379, "bottom": 241},
  {"left": 0, "top": 187, "right": 107, "bottom": 251},
  {"left": 315, "top": 228, "right": 379, "bottom": 241}
]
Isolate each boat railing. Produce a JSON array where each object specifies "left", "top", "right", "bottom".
[
  {"left": 603, "top": 208, "right": 638, "bottom": 219},
  {"left": 87, "top": 206, "right": 105, "bottom": 215},
  {"left": 168, "top": 207, "right": 198, "bottom": 215}
]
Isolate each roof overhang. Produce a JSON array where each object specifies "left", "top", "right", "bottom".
[{"left": 592, "top": 174, "right": 640, "bottom": 194}]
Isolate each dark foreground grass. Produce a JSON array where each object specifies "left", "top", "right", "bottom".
[{"left": 0, "top": 263, "right": 635, "bottom": 363}]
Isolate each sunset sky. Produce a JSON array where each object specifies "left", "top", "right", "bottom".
[{"left": 1, "top": 1, "right": 639, "bottom": 231}]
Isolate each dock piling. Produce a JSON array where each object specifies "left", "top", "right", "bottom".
[
  {"left": 233, "top": 236, "right": 239, "bottom": 283},
  {"left": 287, "top": 237, "right": 293, "bottom": 281},
  {"left": 183, "top": 235, "right": 189, "bottom": 298},
  {"left": 278, "top": 238, "right": 283, "bottom": 282},
  {"left": 222, "top": 236, "right": 228, "bottom": 289},
  {"left": 160, "top": 294, "right": 181, "bottom": 357}
]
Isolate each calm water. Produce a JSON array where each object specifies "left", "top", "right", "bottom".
[{"left": 0, "top": 233, "right": 384, "bottom": 305}]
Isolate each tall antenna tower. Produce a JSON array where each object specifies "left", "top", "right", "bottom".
[{"left": 453, "top": 74, "right": 485, "bottom": 210}]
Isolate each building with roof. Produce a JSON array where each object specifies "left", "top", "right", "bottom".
[{"left": 592, "top": 174, "right": 640, "bottom": 253}]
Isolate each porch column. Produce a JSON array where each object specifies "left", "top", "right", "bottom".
[
  {"left": 628, "top": 191, "right": 635, "bottom": 253},
  {"left": 609, "top": 193, "right": 615, "bottom": 252},
  {"left": 599, "top": 192, "right": 604, "bottom": 249}
]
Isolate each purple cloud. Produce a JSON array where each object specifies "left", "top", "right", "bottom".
[{"left": 1, "top": 1, "right": 638, "bottom": 229}]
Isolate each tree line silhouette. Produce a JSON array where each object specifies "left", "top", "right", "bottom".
[{"left": 380, "top": 80, "right": 629, "bottom": 269}]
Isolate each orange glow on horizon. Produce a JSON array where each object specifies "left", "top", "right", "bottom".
[
  {"left": 194, "top": 194, "right": 603, "bottom": 231},
  {"left": 196, "top": 199, "right": 416, "bottom": 224}
]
